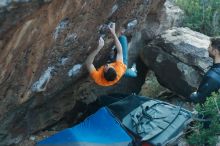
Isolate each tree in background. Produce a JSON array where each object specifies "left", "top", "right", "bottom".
[
  {"left": 175, "top": 0, "right": 220, "bottom": 36},
  {"left": 187, "top": 92, "right": 220, "bottom": 145}
]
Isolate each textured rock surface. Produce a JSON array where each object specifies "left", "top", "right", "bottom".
[
  {"left": 0, "top": 0, "right": 175, "bottom": 145},
  {"left": 0, "top": 0, "right": 53, "bottom": 40},
  {"left": 127, "top": 0, "right": 184, "bottom": 68},
  {"left": 140, "top": 27, "right": 212, "bottom": 97}
]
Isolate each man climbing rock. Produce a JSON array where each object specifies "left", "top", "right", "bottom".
[
  {"left": 86, "top": 22, "right": 137, "bottom": 86},
  {"left": 189, "top": 37, "right": 220, "bottom": 103}
]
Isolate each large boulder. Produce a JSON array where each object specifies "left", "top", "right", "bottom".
[
  {"left": 0, "top": 0, "right": 179, "bottom": 145},
  {"left": 127, "top": 0, "right": 184, "bottom": 67},
  {"left": 140, "top": 27, "right": 212, "bottom": 97},
  {"left": 0, "top": 0, "right": 53, "bottom": 40}
]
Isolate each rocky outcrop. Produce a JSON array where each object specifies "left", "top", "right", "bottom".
[
  {"left": 140, "top": 27, "right": 211, "bottom": 97},
  {"left": 127, "top": 0, "right": 184, "bottom": 68},
  {"left": 0, "top": 0, "right": 53, "bottom": 40},
  {"left": 0, "top": 0, "right": 180, "bottom": 145}
]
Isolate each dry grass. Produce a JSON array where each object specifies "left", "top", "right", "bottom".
[{"left": 139, "top": 71, "right": 167, "bottom": 98}]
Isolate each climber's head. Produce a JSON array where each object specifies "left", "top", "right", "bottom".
[{"left": 103, "top": 64, "right": 117, "bottom": 81}]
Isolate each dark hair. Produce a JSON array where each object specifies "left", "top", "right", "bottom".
[
  {"left": 210, "top": 37, "right": 220, "bottom": 51},
  {"left": 104, "top": 68, "right": 117, "bottom": 81}
]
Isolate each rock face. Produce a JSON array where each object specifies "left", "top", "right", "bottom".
[
  {"left": 0, "top": 0, "right": 179, "bottom": 145},
  {"left": 140, "top": 27, "right": 212, "bottom": 97},
  {"left": 0, "top": 0, "right": 53, "bottom": 40},
  {"left": 127, "top": 0, "right": 184, "bottom": 68}
]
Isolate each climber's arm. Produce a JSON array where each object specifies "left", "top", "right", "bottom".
[
  {"left": 109, "top": 23, "right": 123, "bottom": 62},
  {"left": 86, "top": 37, "right": 104, "bottom": 73}
]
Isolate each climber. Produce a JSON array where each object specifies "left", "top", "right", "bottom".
[
  {"left": 86, "top": 22, "right": 137, "bottom": 86},
  {"left": 189, "top": 37, "right": 220, "bottom": 103}
]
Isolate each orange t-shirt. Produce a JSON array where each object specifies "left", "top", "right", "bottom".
[{"left": 90, "top": 61, "right": 127, "bottom": 86}]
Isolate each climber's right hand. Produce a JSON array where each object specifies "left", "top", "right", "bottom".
[{"left": 108, "top": 22, "right": 116, "bottom": 35}]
